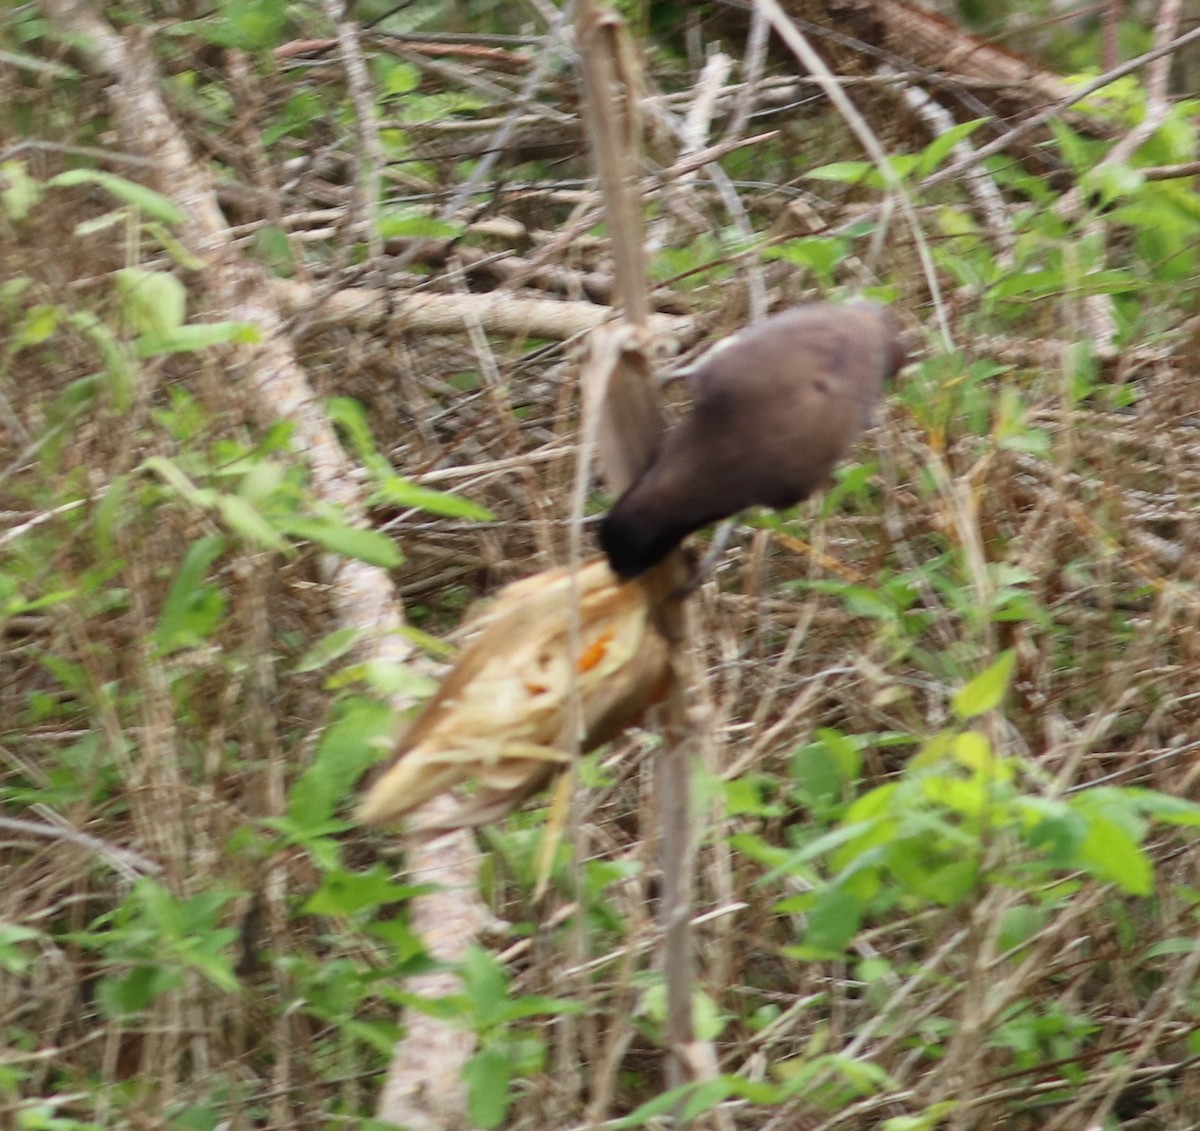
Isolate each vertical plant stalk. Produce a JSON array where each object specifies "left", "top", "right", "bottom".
[
  {"left": 1101, "top": 0, "right": 1123, "bottom": 72},
  {"left": 576, "top": 0, "right": 703, "bottom": 1102},
  {"left": 319, "top": 0, "right": 384, "bottom": 264}
]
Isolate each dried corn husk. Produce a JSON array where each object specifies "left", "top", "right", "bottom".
[{"left": 357, "top": 557, "right": 670, "bottom": 828}]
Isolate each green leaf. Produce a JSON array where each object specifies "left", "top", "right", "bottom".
[
  {"left": 142, "top": 456, "right": 211, "bottom": 508},
  {"left": 0, "top": 275, "right": 32, "bottom": 314},
  {"left": 373, "top": 476, "right": 494, "bottom": 521},
  {"left": 115, "top": 268, "right": 187, "bottom": 337},
  {"left": 155, "top": 535, "right": 227, "bottom": 651},
  {"left": 276, "top": 515, "right": 402, "bottom": 568},
  {"left": 804, "top": 161, "right": 872, "bottom": 183},
  {"left": 181, "top": 944, "right": 240, "bottom": 994},
  {"left": 922, "top": 773, "right": 986, "bottom": 819},
  {"left": 1076, "top": 814, "right": 1153, "bottom": 895},
  {"left": 693, "top": 989, "right": 728, "bottom": 1041},
  {"left": 951, "top": 650, "right": 1015, "bottom": 719},
  {"left": 1083, "top": 162, "right": 1145, "bottom": 208},
  {"left": 69, "top": 310, "right": 134, "bottom": 411},
  {"left": 1071, "top": 787, "right": 1147, "bottom": 841},
  {"left": 343, "top": 1018, "right": 406, "bottom": 1058},
  {"left": 360, "top": 659, "right": 440, "bottom": 699},
  {"left": 951, "top": 730, "right": 1012, "bottom": 782},
  {"left": 328, "top": 399, "right": 484, "bottom": 522},
  {"left": 1, "top": 159, "right": 41, "bottom": 222},
  {"left": 843, "top": 782, "right": 897, "bottom": 824},
  {"left": 237, "top": 458, "right": 286, "bottom": 505},
  {"left": 1019, "top": 796, "right": 1088, "bottom": 866},
  {"left": 144, "top": 221, "right": 206, "bottom": 270},
  {"left": 389, "top": 989, "right": 470, "bottom": 1022},
  {"left": 937, "top": 205, "right": 977, "bottom": 238},
  {"left": 253, "top": 224, "right": 295, "bottom": 276},
  {"left": 806, "top": 155, "right": 916, "bottom": 187},
  {"left": 997, "top": 904, "right": 1045, "bottom": 953},
  {"left": 0, "top": 923, "right": 43, "bottom": 974},
  {"left": 817, "top": 728, "right": 864, "bottom": 779},
  {"left": 790, "top": 730, "right": 859, "bottom": 810},
  {"left": 97, "top": 965, "right": 182, "bottom": 1017},
  {"left": 609, "top": 1086, "right": 690, "bottom": 1128},
  {"left": 608, "top": 1080, "right": 769, "bottom": 1130},
  {"left": 884, "top": 154, "right": 921, "bottom": 181},
  {"left": 991, "top": 269, "right": 1063, "bottom": 299},
  {"left": 764, "top": 236, "right": 848, "bottom": 279},
  {"left": 883, "top": 1101, "right": 959, "bottom": 1130},
  {"left": 800, "top": 886, "right": 864, "bottom": 957},
  {"left": 918, "top": 118, "right": 986, "bottom": 177},
  {"left": 1145, "top": 938, "right": 1200, "bottom": 958},
  {"left": 286, "top": 697, "right": 395, "bottom": 826},
  {"left": 483, "top": 994, "right": 585, "bottom": 1027},
  {"left": 461, "top": 946, "right": 509, "bottom": 1025},
  {"left": 74, "top": 209, "right": 125, "bottom": 237},
  {"left": 294, "top": 628, "right": 364, "bottom": 673},
  {"left": 377, "top": 211, "right": 462, "bottom": 240},
  {"left": 724, "top": 776, "right": 776, "bottom": 816},
  {"left": 680, "top": 1077, "right": 741, "bottom": 1122},
  {"left": 893, "top": 849, "right": 978, "bottom": 906},
  {"left": 303, "top": 865, "right": 429, "bottom": 916},
  {"left": 327, "top": 396, "right": 380, "bottom": 464},
  {"left": 381, "top": 61, "right": 420, "bottom": 95},
  {"left": 1048, "top": 119, "right": 1092, "bottom": 174},
  {"left": 136, "top": 320, "right": 259, "bottom": 357},
  {"left": 180, "top": 0, "right": 288, "bottom": 50},
  {"left": 48, "top": 169, "right": 185, "bottom": 224},
  {"left": 463, "top": 1046, "right": 511, "bottom": 1129},
  {"left": 838, "top": 585, "right": 895, "bottom": 619},
  {"left": 166, "top": 1104, "right": 222, "bottom": 1131},
  {"left": 761, "top": 822, "right": 869, "bottom": 880},
  {"left": 1124, "top": 788, "right": 1200, "bottom": 828},
  {"left": 730, "top": 831, "right": 795, "bottom": 873},
  {"left": 214, "top": 495, "right": 292, "bottom": 554},
  {"left": 11, "top": 304, "right": 59, "bottom": 349}
]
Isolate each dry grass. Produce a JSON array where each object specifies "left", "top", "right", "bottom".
[{"left": 3, "top": 4, "right": 1200, "bottom": 1129}]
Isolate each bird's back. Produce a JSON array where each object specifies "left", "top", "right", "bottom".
[{"left": 599, "top": 302, "right": 904, "bottom": 579}]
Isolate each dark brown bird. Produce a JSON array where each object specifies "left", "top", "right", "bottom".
[{"left": 599, "top": 302, "right": 906, "bottom": 579}]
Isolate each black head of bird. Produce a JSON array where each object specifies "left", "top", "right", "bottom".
[{"left": 599, "top": 301, "right": 906, "bottom": 580}]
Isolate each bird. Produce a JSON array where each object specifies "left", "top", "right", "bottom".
[{"left": 598, "top": 301, "right": 906, "bottom": 580}]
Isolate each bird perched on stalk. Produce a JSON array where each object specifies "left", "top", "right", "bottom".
[{"left": 599, "top": 301, "right": 907, "bottom": 580}]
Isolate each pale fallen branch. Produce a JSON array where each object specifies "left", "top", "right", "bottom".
[
  {"left": 38, "top": 6, "right": 489, "bottom": 1129},
  {"left": 42, "top": 0, "right": 409, "bottom": 657},
  {"left": 0, "top": 813, "right": 161, "bottom": 878},
  {"left": 271, "top": 277, "right": 694, "bottom": 344}
]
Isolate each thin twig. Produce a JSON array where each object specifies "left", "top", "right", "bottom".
[
  {"left": 0, "top": 813, "right": 161, "bottom": 877},
  {"left": 918, "top": 21, "right": 1200, "bottom": 197},
  {"left": 753, "top": 0, "right": 953, "bottom": 348},
  {"left": 320, "top": 0, "right": 385, "bottom": 262}
]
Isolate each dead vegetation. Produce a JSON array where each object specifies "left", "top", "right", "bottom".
[{"left": 3, "top": 1, "right": 1200, "bottom": 1129}]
